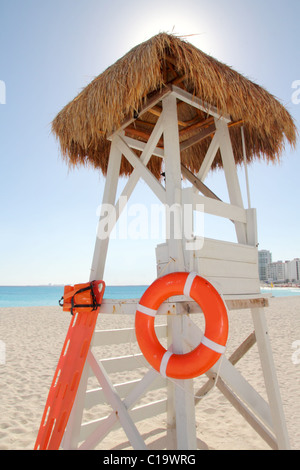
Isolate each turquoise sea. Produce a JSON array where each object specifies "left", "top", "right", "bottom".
[
  {"left": 261, "top": 287, "right": 300, "bottom": 298},
  {"left": 0, "top": 285, "right": 149, "bottom": 308},
  {"left": 0, "top": 285, "right": 299, "bottom": 308}
]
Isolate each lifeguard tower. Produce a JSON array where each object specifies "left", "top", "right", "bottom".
[{"left": 36, "top": 34, "right": 296, "bottom": 450}]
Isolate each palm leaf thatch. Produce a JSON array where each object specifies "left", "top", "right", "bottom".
[{"left": 52, "top": 33, "right": 297, "bottom": 179}]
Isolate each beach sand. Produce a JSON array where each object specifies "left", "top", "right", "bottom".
[{"left": 0, "top": 296, "right": 299, "bottom": 450}]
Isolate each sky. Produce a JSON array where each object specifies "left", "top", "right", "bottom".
[{"left": 0, "top": 0, "right": 299, "bottom": 286}]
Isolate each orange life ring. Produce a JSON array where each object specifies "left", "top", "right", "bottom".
[{"left": 135, "top": 272, "right": 228, "bottom": 380}]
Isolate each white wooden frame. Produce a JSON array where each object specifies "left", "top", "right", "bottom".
[{"left": 61, "top": 86, "right": 290, "bottom": 450}]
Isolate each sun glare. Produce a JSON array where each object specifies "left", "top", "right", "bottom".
[{"left": 130, "top": 10, "right": 222, "bottom": 60}]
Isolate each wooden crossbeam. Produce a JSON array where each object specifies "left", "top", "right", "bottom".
[
  {"left": 181, "top": 163, "right": 221, "bottom": 200},
  {"left": 215, "top": 119, "right": 247, "bottom": 244},
  {"left": 86, "top": 350, "right": 147, "bottom": 450},
  {"left": 197, "top": 132, "right": 220, "bottom": 181},
  {"left": 79, "top": 365, "right": 159, "bottom": 450},
  {"left": 181, "top": 164, "right": 236, "bottom": 225},
  {"left": 170, "top": 74, "right": 187, "bottom": 86},
  {"left": 172, "top": 85, "right": 231, "bottom": 123},
  {"left": 195, "top": 332, "right": 256, "bottom": 402},
  {"left": 147, "top": 105, "right": 206, "bottom": 128},
  {"left": 112, "top": 112, "right": 166, "bottom": 228},
  {"left": 125, "top": 119, "right": 215, "bottom": 151},
  {"left": 229, "top": 332, "right": 256, "bottom": 365},
  {"left": 214, "top": 377, "right": 278, "bottom": 449},
  {"left": 123, "top": 136, "right": 164, "bottom": 158},
  {"left": 124, "top": 126, "right": 163, "bottom": 146},
  {"left": 179, "top": 116, "right": 214, "bottom": 138},
  {"left": 182, "top": 317, "right": 274, "bottom": 431},
  {"left": 115, "top": 135, "right": 166, "bottom": 203},
  {"left": 108, "top": 86, "right": 172, "bottom": 140},
  {"left": 180, "top": 124, "right": 215, "bottom": 151}
]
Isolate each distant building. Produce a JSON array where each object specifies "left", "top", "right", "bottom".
[
  {"left": 267, "top": 261, "right": 285, "bottom": 283},
  {"left": 258, "top": 250, "right": 272, "bottom": 281},
  {"left": 285, "top": 258, "right": 300, "bottom": 282},
  {"left": 258, "top": 250, "right": 299, "bottom": 283}
]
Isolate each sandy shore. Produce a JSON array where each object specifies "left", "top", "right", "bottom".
[{"left": 0, "top": 296, "right": 299, "bottom": 450}]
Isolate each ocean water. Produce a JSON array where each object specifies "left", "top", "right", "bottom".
[
  {"left": 260, "top": 287, "right": 300, "bottom": 298},
  {"left": 0, "top": 285, "right": 149, "bottom": 308},
  {"left": 0, "top": 285, "right": 299, "bottom": 308}
]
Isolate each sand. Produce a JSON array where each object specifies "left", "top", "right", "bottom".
[{"left": 0, "top": 296, "right": 299, "bottom": 451}]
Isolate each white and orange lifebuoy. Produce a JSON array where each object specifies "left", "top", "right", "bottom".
[{"left": 135, "top": 272, "right": 229, "bottom": 380}]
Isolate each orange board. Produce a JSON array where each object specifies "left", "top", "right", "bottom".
[{"left": 34, "top": 280, "right": 105, "bottom": 450}]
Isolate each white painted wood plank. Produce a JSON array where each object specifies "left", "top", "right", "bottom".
[
  {"left": 93, "top": 112, "right": 165, "bottom": 266},
  {"left": 214, "top": 377, "right": 278, "bottom": 449},
  {"left": 85, "top": 373, "right": 166, "bottom": 410},
  {"left": 246, "top": 208, "right": 258, "bottom": 247},
  {"left": 192, "top": 190, "right": 247, "bottom": 223},
  {"left": 115, "top": 135, "right": 166, "bottom": 203},
  {"left": 93, "top": 327, "right": 136, "bottom": 347},
  {"left": 162, "top": 93, "right": 197, "bottom": 450},
  {"left": 111, "top": 112, "right": 165, "bottom": 228},
  {"left": 251, "top": 308, "right": 290, "bottom": 449},
  {"left": 79, "top": 412, "right": 118, "bottom": 450},
  {"left": 80, "top": 369, "right": 160, "bottom": 450},
  {"left": 155, "top": 264, "right": 260, "bottom": 295},
  {"left": 162, "top": 93, "right": 185, "bottom": 272},
  {"left": 90, "top": 354, "right": 148, "bottom": 375},
  {"left": 130, "top": 399, "right": 167, "bottom": 423},
  {"left": 185, "top": 320, "right": 274, "bottom": 431},
  {"left": 215, "top": 358, "right": 274, "bottom": 430},
  {"left": 197, "top": 258, "right": 259, "bottom": 279},
  {"left": 214, "top": 119, "right": 247, "bottom": 244},
  {"left": 93, "top": 325, "right": 167, "bottom": 347},
  {"left": 241, "top": 126, "right": 252, "bottom": 209},
  {"left": 122, "top": 135, "right": 164, "bottom": 158},
  {"left": 196, "top": 132, "right": 220, "bottom": 182},
  {"left": 108, "top": 86, "right": 172, "bottom": 139},
  {"left": 98, "top": 299, "right": 178, "bottom": 316},
  {"left": 90, "top": 138, "right": 122, "bottom": 281},
  {"left": 156, "top": 238, "right": 258, "bottom": 265},
  {"left": 85, "top": 382, "right": 138, "bottom": 409},
  {"left": 79, "top": 399, "right": 167, "bottom": 443},
  {"left": 171, "top": 86, "right": 231, "bottom": 123},
  {"left": 97, "top": 296, "right": 268, "bottom": 318},
  {"left": 188, "top": 276, "right": 260, "bottom": 296},
  {"left": 87, "top": 350, "right": 147, "bottom": 450},
  {"left": 196, "top": 238, "right": 258, "bottom": 263},
  {"left": 63, "top": 140, "right": 124, "bottom": 450}
]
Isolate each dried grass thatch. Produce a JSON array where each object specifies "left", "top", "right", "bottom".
[{"left": 52, "top": 33, "right": 297, "bottom": 179}]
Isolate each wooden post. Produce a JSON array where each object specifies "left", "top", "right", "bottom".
[
  {"left": 162, "top": 94, "right": 197, "bottom": 450},
  {"left": 62, "top": 140, "right": 122, "bottom": 449},
  {"left": 215, "top": 119, "right": 247, "bottom": 245},
  {"left": 241, "top": 126, "right": 252, "bottom": 209},
  {"left": 251, "top": 308, "right": 290, "bottom": 449},
  {"left": 90, "top": 138, "right": 122, "bottom": 281}
]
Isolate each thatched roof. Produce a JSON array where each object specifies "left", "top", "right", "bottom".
[{"left": 52, "top": 33, "right": 297, "bottom": 179}]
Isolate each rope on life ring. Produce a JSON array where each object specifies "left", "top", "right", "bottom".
[{"left": 135, "top": 272, "right": 228, "bottom": 380}]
